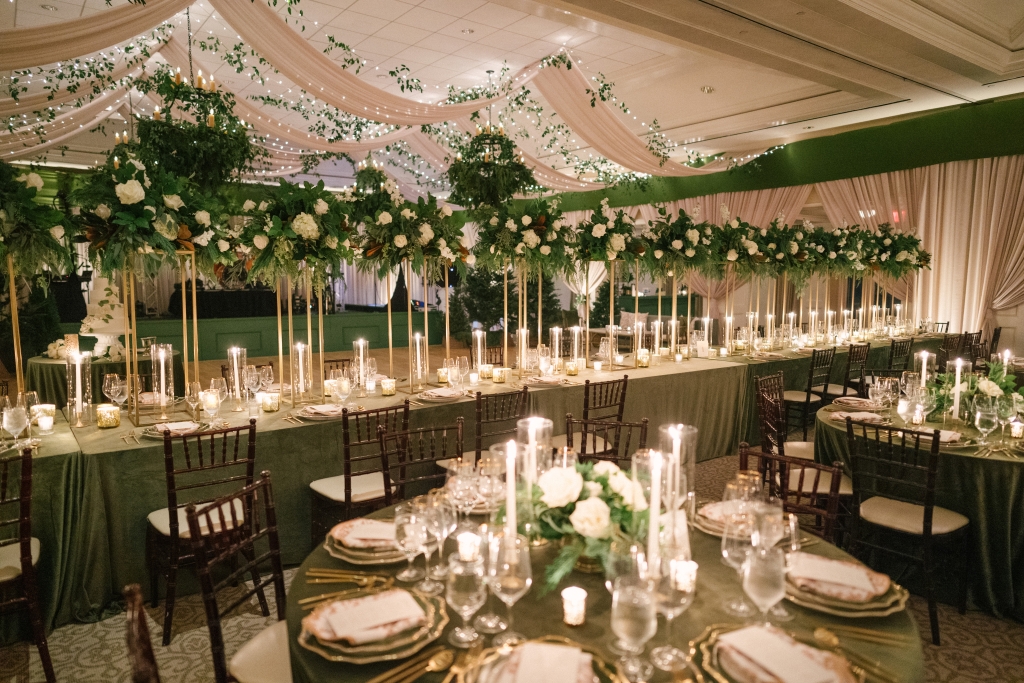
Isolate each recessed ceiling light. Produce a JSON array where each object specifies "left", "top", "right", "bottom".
[
  {"left": 40, "top": 3, "right": 57, "bottom": 10},
  {"left": 803, "top": 126, "right": 814, "bottom": 129},
  {"left": 700, "top": 86, "right": 714, "bottom": 94},
  {"left": 377, "top": 74, "right": 387, "bottom": 79},
  {"left": 462, "top": 28, "right": 474, "bottom": 34}
]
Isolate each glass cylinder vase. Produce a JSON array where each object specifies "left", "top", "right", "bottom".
[
  {"left": 292, "top": 342, "right": 313, "bottom": 405},
  {"left": 227, "top": 346, "right": 247, "bottom": 411},
  {"left": 659, "top": 423, "right": 698, "bottom": 535},
  {"left": 353, "top": 338, "right": 369, "bottom": 394},
  {"left": 472, "top": 329, "right": 486, "bottom": 370},
  {"left": 569, "top": 326, "right": 584, "bottom": 366},
  {"left": 515, "top": 416, "right": 553, "bottom": 545},
  {"left": 66, "top": 350, "right": 92, "bottom": 426},
  {"left": 150, "top": 343, "right": 175, "bottom": 419},
  {"left": 411, "top": 333, "right": 429, "bottom": 391}
]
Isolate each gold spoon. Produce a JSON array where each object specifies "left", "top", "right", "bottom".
[
  {"left": 391, "top": 649, "right": 455, "bottom": 683},
  {"left": 813, "top": 628, "right": 899, "bottom": 683}
]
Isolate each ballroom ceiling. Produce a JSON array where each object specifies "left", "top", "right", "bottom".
[{"left": 3, "top": 0, "right": 1023, "bottom": 189}]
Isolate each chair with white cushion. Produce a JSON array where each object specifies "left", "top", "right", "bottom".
[
  {"left": 828, "top": 342, "right": 870, "bottom": 399},
  {"left": 785, "top": 347, "right": 835, "bottom": 441},
  {"left": 124, "top": 584, "right": 161, "bottom": 683},
  {"left": 147, "top": 419, "right": 260, "bottom": 645},
  {"left": 0, "top": 448, "right": 55, "bottom": 683},
  {"left": 845, "top": 419, "right": 969, "bottom": 646},
  {"left": 754, "top": 372, "right": 814, "bottom": 461},
  {"left": 187, "top": 471, "right": 291, "bottom": 683},
  {"left": 551, "top": 376, "right": 629, "bottom": 453},
  {"left": 309, "top": 402, "right": 410, "bottom": 546},
  {"left": 865, "top": 338, "right": 912, "bottom": 386},
  {"left": 379, "top": 419, "right": 465, "bottom": 502}
]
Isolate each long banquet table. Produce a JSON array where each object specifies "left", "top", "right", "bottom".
[
  {"left": 815, "top": 406, "right": 1024, "bottom": 621},
  {"left": 2, "top": 335, "right": 946, "bottom": 644},
  {"left": 286, "top": 505, "right": 925, "bottom": 683}
]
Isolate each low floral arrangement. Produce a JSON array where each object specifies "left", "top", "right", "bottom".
[
  {"left": 473, "top": 198, "right": 573, "bottom": 278},
  {"left": 44, "top": 337, "right": 68, "bottom": 360},
  {"left": 0, "top": 162, "right": 73, "bottom": 278},
  {"left": 575, "top": 198, "right": 644, "bottom": 265},
  {"left": 525, "top": 460, "right": 650, "bottom": 592},
  {"left": 928, "top": 360, "right": 1020, "bottom": 420}
]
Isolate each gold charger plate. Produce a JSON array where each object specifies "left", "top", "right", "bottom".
[
  {"left": 140, "top": 422, "right": 210, "bottom": 440},
  {"left": 465, "top": 635, "right": 626, "bottom": 683},
  {"left": 297, "top": 592, "right": 448, "bottom": 664},
  {"left": 785, "top": 580, "right": 909, "bottom": 618},
  {"left": 294, "top": 408, "right": 346, "bottom": 421}
]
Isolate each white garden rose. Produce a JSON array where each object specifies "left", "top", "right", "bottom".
[
  {"left": 515, "top": 243, "right": 525, "bottom": 254},
  {"left": 194, "top": 230, "right": 214, "bottom": 247},
  {"left": 591, "top": 224, "right": 607, "bottom": 238},
  {"left": 895, "top": 251, "right": 909, "bottom": 262},
  {"left": 258, "top": 201, "right": 269, "bottom": 212},
  {"left": 727, "top": 249, "right": 738, "bottom": 261},
  {"left": 686, "top": 229, "right": 699, "bottom": 244},
  {"left": 50, "top": 226, "right": 65, "bottom": 240},
  {"left": 377, "top": 211, "right": 393, "bottom": 226},
  {"left": 522, "top": 229, "right": 540, "bottom": 249},
  {"left": 242, "top": 200, "right": 256, "bottom": 212},
  {"left": 489, "top": 216, "right": 499, "bottom": 226},
  {"left": 730, "top": 219, "right": 739, "bottom": 228},
  {"left": 816, "top": 245, "right": 825, "bottom": 253},
  {"left": 609, "top": 471, "right": 648, "bottom": 511},
  {"left": 883, "top": 238, "right": 892, "bottom": 246},
  {"left": 537, "top": 467, "right": 584, "bottom": 508},
  {"left": 569, "top": 497, "right": 611, "bottom": 539},
  {"left": 162, "top": 194, "right": 185, "bottom": 211},
  {"left": 441, "top": 205, "right": 453, "bottom": 217},
  {"left": 828, "top": 251, "right": 837, "bottom": 259},
  {"left": 440, "top": 246, "right": 456, "bottom": 261},
  {"left": 17, "top": 173, "right": 44, "bottom": 191},
  {"left": 977, "top": 378, "right": 1003, "bottom": 397},
  {"left": 466, "top": 254, "right": 476, "bottom": 265},
  {"left": 746, "top": 243, "right": 758, "bottom": 256},
  {"left": 195, "top": 210, "right": 211, "bottom": 227},
  {"left": 253, "top": 234, "right": 269, "bottom": 250},
  {"left": 292, "top": 212, "right": 320, "bottom": 240},
  {"left": 606, "top": 250, "right": 617, "bottom": 261},
  {"left": 314, "top": 198, "right": 329, "bottom": 215},
  {"left": 217, "top": 239, "right": 230, "bottom": 252},
  {"left": 418, "top": 223, "right": 434, "bottom": 245},
  {"left": 401, "top": 208, "right": 415, "bottom": 220},
  {"left": 115, "top": 179, "right": 145, "bottom": 205},
  {"left": 547, "top": 231, "right": 556, "bottom": 241},
  {"left": 609, "top": 233, "right": 626, "bottom": 252},
  {"left": 654, "top": 249, "right": 664, "bottom": 259},
  {"left": 585, "top": 481, "right": 603, "bottom": 498},
  {"left": 394, "top": 234, "right": 408, "bottom": 248},
  {"left": 789, "top": 241, "right": 798, "bottom": 255},
  {"left": 506, "top": 219, "right": 517, "bottom": 232},
  {"left": 685, "top": 248, "right": 696, "bottom": 257},
  {"left": 671, "top": 239, "right": 683, "bottom": 250},
  {"left": 94, "top": 204, "right": 111, "bottom": 220},
  {"left": 521, "top": 215, "right": 532, "bottom": 226},
  {"left": 767, "top": 243, "right": 776, "bottom": 250},
  {"left": 776, "top": 253, "right": 784, "bottom": 260},
  {"left": 592, "top": 461, "right": 621, "bottom": 477},
  {"left": 325, "top": 235, "right": 338, "bottom": 249},
  {"left": 540, "top": 245, "right": 552, "bottom": 255}
]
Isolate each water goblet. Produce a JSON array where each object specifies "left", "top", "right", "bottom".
[
  {"left": 415, "top": 498, "right": 445, "bottom": 597},
  {"left": 974, "top": 396, "right": 999, "bottom": 448},
  {"left": 103, "top": 374, "right": 121, "bottom": 403},
  {"left": 331, "top": 369, "right": 351, "bottom": 407},
  {"left": 186, "top": 381, "right": 202, "bottom": 420},
  {"left": 604, "top": 540, "right": 648, "bottom": 655},
  {"left": 721, "top": 511, "right": 755, "bottom": 617},
  {"left": 259, "top": 364, "right": 274, "bottom": 391},
  {"left": 243, "top": 366, "right": 261, "bottom": 403},
  {"left": 650, "top": 557, "right": 697, "bottom": 672},
  {"left": 901, "top": 371, "right": 920, "bottom": 398},
  {"left": 426, "top": 492, "right": 457, "bottom": 580},
  {"left": 446, "top": 555, "right": 487, "bottom": 648},
  {"left": 3, "top": 406, "right": 29, "bottom": 449},
  {"left": 473, "top": 524, "right": 509, "bottom": 635},
  {"left": 611, "top": 575, "right": 657, "bottom": 683},
  {"left": 743, "top": 546, "right": 787, "bottom": 624},
  {"left": 210, "top": 378, "right": 228, "bottom": 406},
  {"left": 445, "top": 461, "right": 479, "bottom": 529},
  {"left": 489, "top": 534, "right": 532, "bottom": 648},
  {"left": 17, "top": 392, "right": 38, "bottom": 442},
  {"left": 996, "top": 395, "right": 1017, "bottom": 447},
  {"left": 394, "top": 502, "right": 427, "bottom": 583}
]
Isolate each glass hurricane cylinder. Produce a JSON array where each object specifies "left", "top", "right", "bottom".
[
  {"left": 411, "top": 333, "right": 429, "bottom": 391},
  {"left": 353, "top": 339, "right": 369, "bottom": 391},
  {"left": 569, "top": 326, "right": 585, "bottom": 367},
  {"left": 516, "top": 416, "right": 553, "bottom": 544},
  {"left": 473, "top": 329, "right": 486, "bottom": 370},
  {"left": 659, "top": 423, "right": 698, "bottom": 541},
  {"left": 550, "top": 327, "right": 562, "bottom": 360},
  {"left": 150, "top": 343, "right": 175, "bottom": 419},
  {"left": 66, "top": 351, "right": 92, "bottom": 426},
  {"left": 517, "top": 328, "right": 530, "bottom": 374},
  {"left": 292, "top": 342, "right": 313, "bottom": 405},
  {"left": 227, "top": 346, "right": 247, "bottom": 411}
]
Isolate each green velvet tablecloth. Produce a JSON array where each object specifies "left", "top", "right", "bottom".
[
  {"left": 815, "top": 407, "right": 1024, "bottom": 621},
  {"left": 286, "top": 507, "right": 925, "bottom": 683},
  {"left": 25, "top": 352, "right": 187, "bottom": 407}
]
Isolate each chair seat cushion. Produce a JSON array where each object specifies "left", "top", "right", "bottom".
[
  {"left": 780, "top": 441, "right": 815, "bottom": 461},
  {"left": 147, "top": 499, "right": 245, "bottom": 538},
  {"left": 784, "top": 390, "right": 822, "bottom": 403},
  {"left": 860, "top": 496, "right": 969, "bottom": 535},
  {"left": 785, "top": 469, "right": 853, "bottom": 496},
  {"left": 820, "top": 383, "right": 853, "bottom": 396},
  {"left": 0, "top": 537, "right": 40, "bottom": 582},
  {"left": 229, "top": 620, "right": 293, "bottom": 683},
  {"left": 309, "top": 472, "right": 394, "bottom": 504},
  {"left": 551, "top": 432, "right": 608, "bottom": 453}
]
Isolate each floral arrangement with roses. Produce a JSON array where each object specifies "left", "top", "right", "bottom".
[
  {"left": 645, "top": 207, "right": 716, "bottom": 280},
  {"left": 241, "top": 180, "right": 353, "bottom": 292},
  {"left": 0, "top": 161, "right": 72, "bottom": 279},
  {"left": 574, "top": 198, "right": 645, "bottom": 267},
  {"left": 399, "top": 194, "right": 467, "bottom": 281},
  {"left": 473, "top": 197, "right": 574, "bottom": 278}
]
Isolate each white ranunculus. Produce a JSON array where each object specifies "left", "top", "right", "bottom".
[
  {"left": 377, "top": 211, "right": 392, "bottom": 226},
  {"left": 17, "top": 173, "right": 43, "bottom": 191},
  {"left": 115, "top": 179, "right": 145, "bottom": 205},
  {"left": 816, "top": 245, "right": 825, "bottom": 253},
  {"left": 592, "top": 461, "right": 620, "bottom": 477},
  {"left": 253, "top": 234, "right": 270, "bottom": 250},
  {"left": 609, "top": 233, "right": 626, "bottom": 252},
  {"left": 685, "top": 248, "right": 696, "bottom": 257},
  {"left": 163, "top": 194, "right": 185, "bottom": 211},
  {"left": 217, "top": 239, "right": 230, "bottom": 252},
  {"left": 153, "top": 213, "right": 179, "bottom": 240},
  {"left": 569, "top": 497, "right": 611, "bottom": 539},
  {"left": 314, "top": 198, "right": 330, "bottom": 215},
  {"left": 94, "top": 204, "right": 111, "bottom": 220},
  {"left": 394, "top": 234, "right": 408, "bottom": 248},
  {"left": 671, "top": 239, "right": 683, "bottom": 250},
  {"left": 828, "top": 251, "right": 837, "bottom": 259},
  {"left": 194, "top": 230, "right": 214, "bottom": 247},
  {"left": 195, "top": 210, "right": 211, "bottom": 227},
  {"left": 608, "top": 472, "right": 648, "bottom": 511},
  {"left": 537, "top": 466, "right": 584, "bottom": 508},
  {"left": 292, "top": 212, "right": 320, "bottom": 240},
  {"left": 258, "top": 201, "right": 269, "bottom": 212},
  {"left": 506, "top": 219, "right": 517, "bottom": 232},
  {"left": 654, "top": 249, "right": 663, "bottom": 259},
  {"left": 325, "top": 235, "right": 338, "bottom": 249},
  {"left": 418, "top": 223, "right": 434, "bottom": 245},
  {"left": 767, "top": 242, "right": 776, "bottom": 250},
  {"left": 242, "top": 200, "right": 257, "bottom": 212},
  {"left": 441, "top": 205, "right": 453, "bottom": 217},
  {"left": 977, "top": 378, "right": 1004, "bottom": 397},
  {"left": 522, "top": 229, "right": 540, "bottom": 249},
  {"left": 592, "top": 224, "right": 607, "bottom": 238},
  {"left": 585, "top": 481, "right": 603, "bottom": 498},
  {"left": 50, "top": 225, "right": 65, "bottom": 240},
  {"left": 466, "top": 254, "right": 476, "bottom": 265},
  {"left": 489, "top": 216, "right": 499, "bottom": 226},
  {"left": 540, "top": 245, "right": 552, "bottom": 255},
  {"left": 727, "top": 249, "right": 738, "bottom": 261},
  {"left": 776, "top": 253, "right": 784, "bottom": 260},
  {"left": 521, "top": 215, "right": 532, "bottom": 226}
]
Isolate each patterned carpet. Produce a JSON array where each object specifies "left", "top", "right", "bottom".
[{"left": 2, "top": 455, "right": 1022, "bottom": 682}]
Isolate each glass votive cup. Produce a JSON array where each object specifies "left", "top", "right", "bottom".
[
  {"left": 493, "top": 367, "right": 509, "bottom": 383},
  {"left": 593, "top": 361, "right": 603, "bottom": 372},
  {"left": 674, "top": 353, "right": 683, "bottom": 363},
  {"left": 31, "top": 403, "right": 56, "bottom": 425},
  {"left": 561, "top": 586, "right": 587, "bottom": 626},
  {"left": 96, "top": 404, "right": 121, "bottom": 429},
  {"left": 261, "top": 392, "right": 281, "bottom": 412},
  {"left": 720, "top": 347, "right": 729, "bottom": 357},
  {"left": 1011, "top": 421, "right": 1023, "bottom": 439},
  {"left": 469, "top": 372, "right": 479, "bottom": 386},
  {"left": 479, "top": 364, "right": 493, "bottom": 380},
  {"left": 381, "top": 378, "right": 396, "bottom": 396},
  {"left": 637, "top": 350, "right": 650, "bottom": 368},
  {"left": 437, "top": 368, "right": 449, "bottom": 384},
  {"left": 37, "top": 414, "right": 55, "bottom": 434},
  {"left": 365, "top": 377, "right": 377, "bottom": 395},
  {"left": 613, "top": 354, "right": 624, "bottom": 365},
  {"left": 565, "top": 360, "right": 579, "bottom": 376}
]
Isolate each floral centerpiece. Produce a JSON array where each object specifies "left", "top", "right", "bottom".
[
  {"left": 527, "top": 459, "right": 650, "bottom": 592},
  {"left": 928, "top": 360, "right": 1020, "bottom": 421},
  {"left": 177, "top": 190, "right": 242, "bottom": 278},
  {"left": 241, "top": 180, "right": 353, "bottom": 292},
  {"left": 761, "top": 219, "right": 811, "bottom": 288},
  {"left": 646, "top": 207, "right": 715, "bottom": 279},
  {"left": 869, "top": 222, "right": 931, "bottom": 279},
  {"left": 714, "top": 207, "right": 767, "bottom": 279},
  {"left": 575, "top": 198, "right": 644, "bottom": 266},
  {"left": 473, "top": 197, "right": 573, "bottom": 278},
  {"left": 400, "top": 194, "right": 467, "bottom": 281},
  {"left": 0, "top": 162, "right": 73, "bottom": 278}
]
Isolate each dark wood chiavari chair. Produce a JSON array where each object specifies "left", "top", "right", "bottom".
[
  {"left": 933, "top": 322, "right": 949, "bottom": 333},
  {"left": 0, "top": 448, "right": 55, "bottom": 683},
  {"left": 940, "top": 333, "right": 963, "bottom": 356},
  {"left": 989, "top": 327, "right": 1002, "bottom": 356},
  {"left": 309, "top": 402, "right": 411, "bottom": 545},
  {"left": 146, "top": 419, "right": 260, "bottom": 645},
  {"left": 867, "top": 338, "right": 913, "bottom": 386},
  {"left": 0, "top": 379, "right": 8, "bottom": 396},
  {"left": 754, "top": 373, "right": 813, "bottom": 460},
  {"left": 844, "top": 418, "right": 970, "bottom": 645},
  {"left": 470, "top": 344, "right": 506, "bottom": 367},
  {"left": 220, "top": 361, "right": 274, "bottom": 383},
  {"left": 785, "top": 347, "right": 835, "bottom": 441},
  {"left": 324, "top": 357, "right": 352, "bottom": 374},
  {"left": 186, "top": 472, "right": 291, "bottom": 683},
  {"left": 551, "top": 376, "right": 629, "bottom": 452},
  {"left": 822, "top": 342, "right": 871, "bottom": 399},
  {"left": 963, "top": 331, "right": 982, "bottom": 350},
  {"left": 738, "top": 443, "right": 844, "bottom": 543},
  {"left": 379, "top": 419, "right": 465, "bottom": 503},
  {"left": 123, "top": 584, "right": 161, "bottom": 683},
  {"left": 469, "top": 388, "right": 529, "bottom": 460},
  {"left": 564, "top": 415, "right": 648, "bottom": 466}
]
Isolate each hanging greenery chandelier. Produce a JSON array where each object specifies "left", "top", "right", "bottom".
[{"left": 445, "top": 122, "right": 537, "bottom": 210}]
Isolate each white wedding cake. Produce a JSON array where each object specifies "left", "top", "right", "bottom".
[{"left": 80, "top": 276, "right": 126, "bottom": 360}]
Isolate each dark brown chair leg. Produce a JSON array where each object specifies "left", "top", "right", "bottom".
[
  {"left": 924, "top": 564, "right": 940, "bottom": 645},
  {"left": 25, "top": 572, "right": 57, "bottom": 683},
  {"left": 161, "top": 556, "right": 179, "bottom": 646},
  {"left": 958, "top": 534, "right": 970, "bottom": 615},
  {"left": 241, "top": 544, "right": 271, "bottom": 617},
  {"left": 146, "top": 528, "right": 160, "bottom": 608},
  {"left": 802, "top": 402, "right": 810, "bottom": 441}
]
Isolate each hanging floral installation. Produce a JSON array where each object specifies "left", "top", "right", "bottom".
[{"left": 446, "top": 124, "right": 537, "bottom": 209}]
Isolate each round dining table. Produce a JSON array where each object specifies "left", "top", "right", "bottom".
[
  {"left": 286, "top": 506, "right": 925, "bottom": 683},
  {"left": 815, "top": 406, "right": 1024, "bottom": 621}
]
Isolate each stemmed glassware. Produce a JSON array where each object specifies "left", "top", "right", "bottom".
[
  {"left": 457, "top": 356, "right": 470, "bottom": 388},
  {"left": 446, "top": 554, "right": 487, "bottom": 649},
  {"left": 186, "top": 382, "right": 202, "bottom": 421},
  {"left": 414, "top": 497, "right": 444, "bottom": 597},
  {"left": 210, "top": 378, "right": 228, "bottom": 410},
  {"left": 259, "top": 365, "right": 274, "bottom": 392},
  {"left": 426, "top": 491, "right": 457, "bottom": 580},
  {"left": 473, "top": 524, "right": 508, "bottom": 635},
  {"left": 603, "top": 540, "right": 648, "bottom": 655},
  {"left": 393, "top": 502, "right": 427, "bottom": 583},
  {"left": 17, "top": 392, "right": 38, "bottom": 442},
  {"left": 0, "top": 396, "right": 10, "bottom": 450},
  {"left": 721, "top": 510, "right": 755, "bottom": 617},
  {"left": 753, "top": 497, "right": 793, "bottom": 621},
  {"left": 3, "top": 405, "right": 29, "bottom": 450},
  {"left": 244, "top": 366, "right": 261, "bottom": 404},
  {"left": 331, "top": 369, "right": 351, "bottom": 408},
  {"left": 103, "top": 374, "right": 121, "bottom": 403},
  {"left": 650, "top": 556, "right": 697, "bottom": 672},
  {"left": 974, "top": 395, "right": 999, "bottom": 451},
  {"left": 743, "top": 546, "right": 787, "bottom": 624},
  {"left": 996, "top": 395, "right": 1018, "bottom": 448},
  {"left": 611, "top": 575, "right": 658, "bottom": 683},
  {"left": 488, "top": 533, "right": 532, "bottom": 648},
  {"left": 445, "top": 461, "right": 480, "bottom": 529}
]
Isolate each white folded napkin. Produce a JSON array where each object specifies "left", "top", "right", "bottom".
[
  {"left": 491, "top": 642, "right": 591, "bottom": 683},
  {"left": 305, "top": 404, "right": 344, "bottom": 416},
  {"left": 330, "top": 518, "right": 396, "bottom": 549},
  {"left": 829, "top": 411, "right": 883, "bottom": 423},
  {"left": 912, "top": 429, "right": 961, "bottom": 443},
  {"left": 832, "top": 397, "right": 880, "bottom": 409},
  {"left": 788, "top": 552, "right": 890, "bottom": 602},
  {"left": 154, "top": 421, "right": 199, "bottom": 435},
  {"left": 698, "top": 500, "right": 744, "bottom": 525},
  {"left": 303, "top": 589, "right": 425, "bottom": 645},
  {"left": 717, "top": 626, "right": 844, "bottom": 683},
  {"left": 421, "top": 387, "right": 463, "bottom": 398},
  {"left": 525, "top": 375, "right": 562, "bottom": 385}
]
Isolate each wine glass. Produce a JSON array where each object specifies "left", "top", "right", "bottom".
[
  {"left": 604, "top": 540, "right": 648, "bottom": 655},
  {"left": 720, "top": 511, "right": 755, "bottom": 617},
  {"left": 489, "top": 534, "right": 532, "bottom": 648},
  {"left": 650, "top": 557, "right": 697, "bottom": 672},
  {"left": 457, "top": 356, "right": 470, "bottom": 387},
  {"left": 974, "top": 396, "right": 999, "bottom": 448},
  {"left": 414, "top": 498, "right": 445, "bottom": 597},
  {"left": 901, "top": 371, "right": 920, "bottom": 398},
  {"left": 476, "top": 452, "right": 507, "bottom": 527},
  {"left": 473, "top": 523, "right": 508, "bottom": 635},
  {"left": 186, "top": 381, "right": 202, "bottom": 420},
  {"left": 445, "top": 461, "right": 479, "bottom": 529},
  {"left": 201, "top": 389, "right": 220, "bottom": 420},
  {"left": 753, "top": 498, "right": 793, "bottom": 621},
  {"left": 17, "top": 392, "right": 38, "bottom": 442},
  {"left": 366, "top": 357, "right": 378, "bottom": 381},
  {"left": 3, "top": 406, "right": 29, "bottom": 449},
  {"left": 259, "top": 364, "right": 274, "bottom": 391},
  {"left": 103, "top": 373, "right": 121, "bottom": 403},
  {"left": 996, "top": 395, "right": 1017, "bottom": 447},
  {"left": 394, "top": 502, "right": 427, "bottom": 583},
  {"left": 330, "top": 369, "right": 350, "bottom": 407},
  {"left": 426, "top": 492, "right": 457, "bottom": 580},
  {"left": 743, "top": 546, "right": 787, "bottom": 624},
  {"left": 447, "top": 554, "right": 487, "bottom": 649},
  {"left": 111, "top": 377, "right": 128, "bottom": 410},
  {"left": 210, "top": 377, "right": 228, "bottom": 406},
  {"left": 244, "top": 366, "right": 261, "bottom": 403},
  {"left": 0, "top": 396, "right": 10, "bottom": 450},
  {"left": 611, "top": 574, "right": 657, "bottom": 683}
]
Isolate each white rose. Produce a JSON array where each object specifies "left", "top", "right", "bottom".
[
  {"left": 292, "top": 212, "right": 320, "bottom": 240},
  {"left": 522, "top": 229, "right": 540, "bottom": 248},
  {"left": 253, "top": 234, "right": 269, "bottom": 250},
  {"left": 760, "top": 228, "right": 768, "bottom": 237},
  {"left": 895, "top": 251, "right": 909, "bottom": 262},
  {"left": 394, "top": 234, "right": 408, "bottom": 248},
  {"left": 94, "top": 204, "right": 111, "bottom": 220},
  {"left": 747, "top": 244, "right": 758, "bottom": 255},
  {"left": 847, "top": 251, "right": 858, "bottom": 260},
  {"left": 828, "top": 251, "right": 837, "bottom": 259},
  {"left": 833, "top": 229, "right": 842, "bottom": 236},
  {"left": 608, "top": 472, "right": 648, "bottom": 511},
  {"left": 489, "top": 216, "right": 499, "bottom": 226},
  {"left": 217, "top": 239, "right": 230, "bottom": 253},
  {"left": 418, "top": 223, "right": 434, "bottom": 245},
  {"left": 515, "top": 243, "right": 525, "bottom": 254},
  {"left": 325, "top": 235, "right": 338, "bottom": 249},
  {"left": 17, "top": 172, "right": 44, "bottom": 191},
  {"left": 609, "top": 233, "right": 626, "bottom": 252},
  {"left": 162, "top": 194, "right": 185, "bottom": 211},
  {"left": 883, "top": 238, "right": 892, "bottom": 246},
  {"left": 466, "top": 254, "right": 476, "bottom": 265},
  {"left": 547, "top": 231, "right": 556, "bottom": 241},
  {"left": 789, "top": 241, "right": 798, "bottom": 255},
  {"left": 977, "top": 378, "right": 1004, "bottom": 397},
  {"left": 441, "top": 205, "right": 453, "bottom": 217},
  {"left": 685, "top": 229, "right": 699, "bottom": 244},
  {"left": 585, "top": 481, "right": 603, "bottom": 498},
  {"left": 377, "top": 211, "right": 392, "bottom": 226},
  {"left": 727, "top": 249, "right": 738, "bottom": 261},
  {"left": 537, "top": 467, "right": 584, "bottom": 508},
  {"left": 730, "top": 219, "right": 739, "bottom": 228},
  {"left": 569, "top": 497, "right": 611, "bottom": 539},
  {"left": 776, "top": 253, "right": 784, "bottom": 260},
  {"left": 816, "top": 245, "right": 825, "bottom": 253},
  {"left": 540, "top": 245, "right": 552, "bottom": 255},
  {"left": 654, "top": 249, "right": 663, "bottom": 259},
  {"left": 592, "top": 461, "right": 621, "bottom": 477},
  {"left": 258, "top": 201, "right": 269, "bottom": 212},
  {"left": 592, "top": 224, "right": 607, "bottom": 238},
  {"left": 194, "top": 230, "right": 214, "bottom": 246},
  {"left": 115, "top": 179, "right": 145, "bottom": 205},
  {"left": 767, "top": 243, "right": 776, "bottom": 250},
  {"left": 401, "top": 208, "right": 415, "bottom": 220},
  {"left": 880, "top": 252, "right": 889, "bottom": 262},
  {"left": 606, "top": 250, "right": 617, "bottom": 261},
  {"left": 521, "top": 215, "right": 532, "bottom": 226},
  {"left": 440, "top": 246, "right": 456, "bottom": 261},
  {"left": 685, "top": 248, "right": 695, "bottom": 257},
  {"left": 671, "top": 239, "right": 683, "bottom": 250},
  {"left": 242, "top": 200, "right": 256, "bottom": 212},
  {"left": 195, "top": 210, "right": 211, "bottom": 227},
  {"left": 796, "top": 231, "right": 804, "bottom": 240},
  {"left": 506, "top": 219, "right": 517, "bottom": 232},
  {"left": 552, "top": 219, "right": 562, "bottom": 230},
  {"left": 50, "top": 225, "right": 65, "bottom": 240},
  {"left": 314, "top": 198, "right": 329, "bottom": 215}
]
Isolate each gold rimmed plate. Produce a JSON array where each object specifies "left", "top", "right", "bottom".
[
  {"left": 466, "top": 635, "right": 624, "bottom": 683},
  {"left": 140, "top": 422, "right": 210, "bottom": 440},
  {"left": 785, "top": 580, "right": 909, "bottom": 618},
  {"left": 294, "top": 407, "right": 346, "bottom": 421}
]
